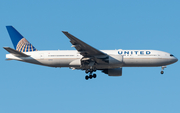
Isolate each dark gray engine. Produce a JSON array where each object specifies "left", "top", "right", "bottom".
[{"left": 102, "top": 68, "right": 122, "bottom": 76}]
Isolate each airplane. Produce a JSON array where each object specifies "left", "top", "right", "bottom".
[{"left": 3, "top": 26, "right": 178, "bottom": 80}]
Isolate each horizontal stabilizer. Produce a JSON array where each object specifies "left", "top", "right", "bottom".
[{"left": 3, "top": 47, "right": 30, "bottom": 57}]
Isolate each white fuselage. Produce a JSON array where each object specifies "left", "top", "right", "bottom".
[{"left": 6, "top": 49, "right": 178, "bottom": 69}]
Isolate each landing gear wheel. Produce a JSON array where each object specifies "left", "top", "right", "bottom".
[
  {"left": 93, "top": 74, "right": 97, "bottom": 78},
  {"left": 89, "top": 75, "right": 93, "bottom": 79},
  {"left": 85, "top": 70, "right": 89, "bottom": 74},
  {"left": 161, "top": 66, "right": 166, "bottom": 75},
  {"left": 161, "top": 71, "right": 164, "bottom": 74},
  {"left": 90, "top": 69, "right": 93, "bottom": 73},
  {"left": 85, "top": 75, "right": 89, "bottom": 80}
]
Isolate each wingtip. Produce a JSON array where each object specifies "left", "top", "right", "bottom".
[
  {"left": 62, "top": 31, "right": 68, "bottom": 33},
  {"left": 3, "top": 47, "right": 10, "bottom": 49}
]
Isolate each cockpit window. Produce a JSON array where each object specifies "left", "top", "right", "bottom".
[{"left": 170, "top": 54, "right": 174, "bottom": 57}]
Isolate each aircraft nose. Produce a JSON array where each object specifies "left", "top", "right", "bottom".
[
  {"left": 175, "top": 57, "right": 178, "bottom": 62},
  {"left": 173, "top": 57, "right": 178, "bottom": 63}
]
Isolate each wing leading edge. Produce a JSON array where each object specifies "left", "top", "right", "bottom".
[{"left": 62, "top": 31, "right": 107, "bottom": 58}]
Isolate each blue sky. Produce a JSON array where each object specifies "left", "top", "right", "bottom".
[{"left": 0, "top": 0, "right": 180, "bottom": 113}]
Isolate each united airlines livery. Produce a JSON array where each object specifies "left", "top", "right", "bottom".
[{"left": 4, "top": 26, "right": 178, "bottom": 80}]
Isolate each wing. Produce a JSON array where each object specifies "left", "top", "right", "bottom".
[{"left": 62, "top": 31, "right": 107, "bottom": 58}]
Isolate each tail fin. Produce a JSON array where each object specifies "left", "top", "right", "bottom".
[{"left": 6, "top": 26, "right": 37, "bottom": 52}]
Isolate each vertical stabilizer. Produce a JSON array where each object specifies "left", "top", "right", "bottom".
[{"left": 6, "top": 26, "right": 37, "bottom": 52}]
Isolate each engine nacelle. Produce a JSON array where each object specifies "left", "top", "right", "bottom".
[
  {"left": 102, "top": 68, "right": 122, "bottom": 76},
  {"left": 108, "top": 55, "right": 123, "bottom": 66}
]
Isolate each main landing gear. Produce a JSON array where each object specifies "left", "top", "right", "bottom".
[
  {"left": 85, "top": 68, "right": 97, "bottom": 80},
  {"left": 161, "top": 66, "right": 166, "bottom": 74}
]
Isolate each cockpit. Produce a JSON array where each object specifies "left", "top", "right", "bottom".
[{"left": 170, "top": 54, "right": 174, "bottom": 57}]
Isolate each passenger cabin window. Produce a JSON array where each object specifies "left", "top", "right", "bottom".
[{"left": 48, "top": 55, "right": 74, "bottom": 57}]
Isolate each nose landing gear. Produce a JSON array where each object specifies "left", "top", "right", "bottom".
[
  {"left": 161, "top": 71, "right": 164, "bottom": 74},
  {"left": 161, "top": 66, "right": 166, "bottom": 74}
]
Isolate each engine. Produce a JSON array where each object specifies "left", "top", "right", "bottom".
[{"left": 102, "top": 68, "right": 122, "bottom": 76}]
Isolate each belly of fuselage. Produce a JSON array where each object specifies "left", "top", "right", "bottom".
[
  {"left": 22, "top": 56, "right": 174, "bottom": 68},
  {"left": 23, "top": 58, "right": 77, "bottom": 67}
]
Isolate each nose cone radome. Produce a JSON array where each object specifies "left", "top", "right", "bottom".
[
  {"left": 174, "top": 57, "right": 178, "bottom": 63},
  {"left": 172, "top": 57, "right": 178, "bottom": 63}
]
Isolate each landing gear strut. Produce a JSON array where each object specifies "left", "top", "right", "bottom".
[{"left": 161, "top": 66, "right": 166, "bottom": 74}]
